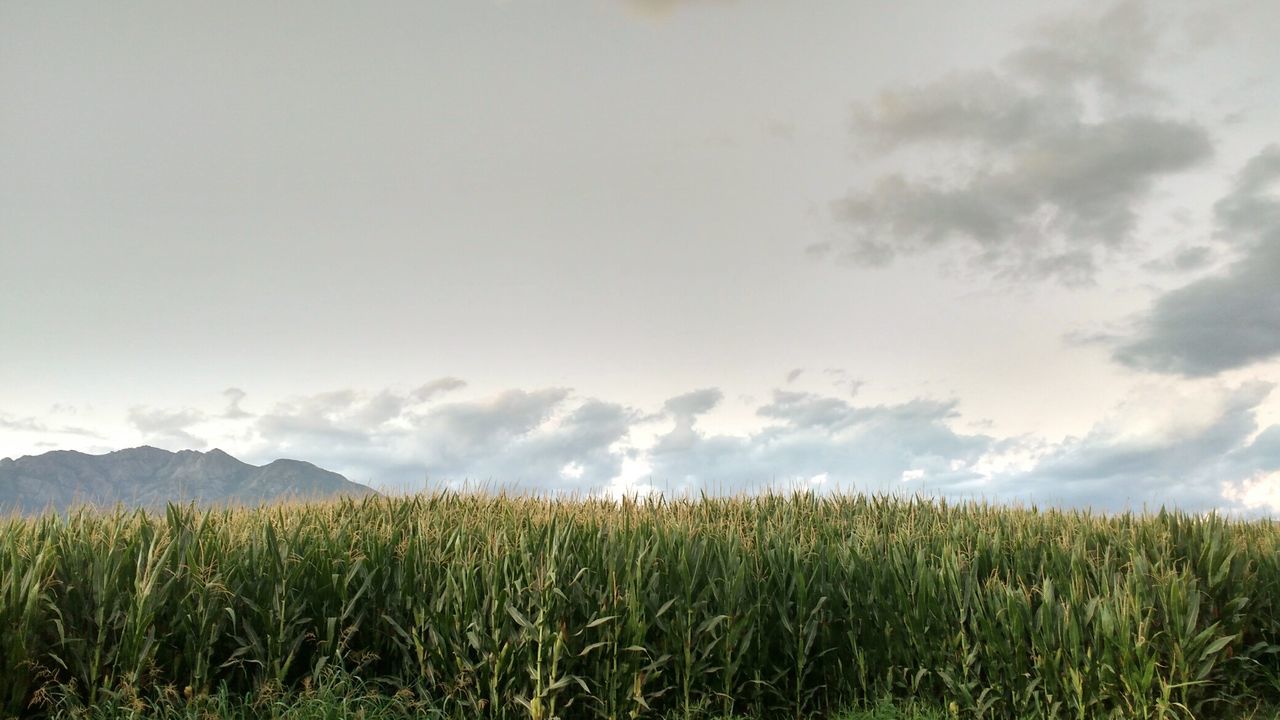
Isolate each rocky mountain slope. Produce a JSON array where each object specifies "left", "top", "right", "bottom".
[{"left": 0, "top": 446, "right": 375, "bottom": 513}]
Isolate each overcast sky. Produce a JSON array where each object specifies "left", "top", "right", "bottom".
[{"left": 4, "top": 0, "right": 1280, "bottom": 513}]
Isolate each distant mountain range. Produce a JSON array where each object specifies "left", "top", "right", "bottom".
[{"left": 0, "top": 446, "right": 375, "bottom": 513}]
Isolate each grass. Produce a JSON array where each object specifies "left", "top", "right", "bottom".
[{"left": 3, "top": 492, "right": 1280, "bottom": 718}]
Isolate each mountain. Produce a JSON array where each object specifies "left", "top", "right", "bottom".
[{"left": 0, "top": 446, "right": 376, "bottom": 514}]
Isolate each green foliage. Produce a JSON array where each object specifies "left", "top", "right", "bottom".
[{"left": 2, "top": 494, "right": 1279, "bottom": 719}]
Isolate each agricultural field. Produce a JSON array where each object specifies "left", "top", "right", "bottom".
[{"left": 3, "top": 494, "right": 1280, "bottom": 719}]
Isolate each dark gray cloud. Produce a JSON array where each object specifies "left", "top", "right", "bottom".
[
  {"left": 1114, "top": 146, "right": 1280, "bottom": 376},
  {"left": 127, "top": 406, "right": 207, "bottom": 448},
  {"left": 1112, "top": 242, "right": 1280, "bottom": 375},
  {"left": 1213, "top": 145, "right": 1280, "bottom": 235},
  {"left": 828, "top": 2, "right": 1213, "bottom": 285}
]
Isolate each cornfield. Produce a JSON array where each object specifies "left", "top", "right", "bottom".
[{"left": 2, "top": 493, "right": 1279, "bottom": 719}]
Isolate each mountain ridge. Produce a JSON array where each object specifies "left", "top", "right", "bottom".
[{"left": 0, "top": 446, "right": 376, "bottom": 513}]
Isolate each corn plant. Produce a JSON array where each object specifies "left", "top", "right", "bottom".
[{"left": 1, "top": 494, "right": 1279, "bottom": 718}]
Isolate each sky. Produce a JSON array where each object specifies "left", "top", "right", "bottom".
[{"left": 3, "top": 0, "right": 1280, "bottom": 513}]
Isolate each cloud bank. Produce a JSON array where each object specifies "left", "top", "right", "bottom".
[{"left": 101, "top": 375, "right": 1280, "bottom": 517}]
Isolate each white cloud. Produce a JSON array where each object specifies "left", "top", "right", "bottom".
[
  {"left": 244, "top": 385, "right": 637, "bottom": 493},
  {"left": 1221, "top": 470, "right": 1280, "bottom": 515},
  {"left": 986, "top": 381, "right": 1280, "bottom": 512},
  {"left": 644, "top": 389, "right": 992, "bottom": 495}
]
